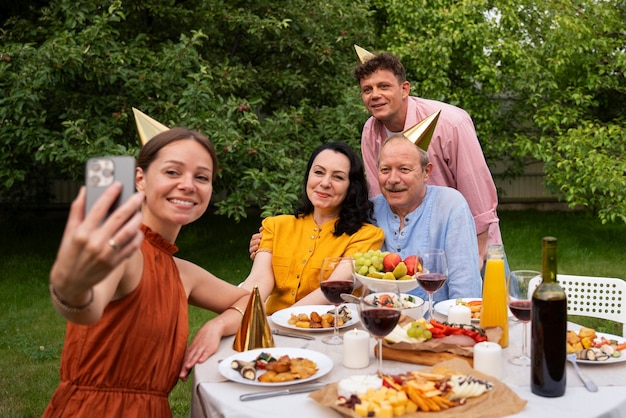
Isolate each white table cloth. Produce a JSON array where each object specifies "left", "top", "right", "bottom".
[{"left": 191, "top": 312, "right": 626, "bottom": 418}]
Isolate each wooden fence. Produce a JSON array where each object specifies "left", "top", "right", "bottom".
[{"left": 491, "top": 160, "right": 561, "bottom": 209}]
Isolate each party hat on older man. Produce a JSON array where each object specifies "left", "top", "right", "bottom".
[
  {"left": 132, "top": 107, "right": 169, "bottom": 144},
  {"left": 403, "top": 110, "right": 441, "bottom": 151}
]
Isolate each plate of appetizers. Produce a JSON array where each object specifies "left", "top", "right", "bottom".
[
  {"left": 568, "top": 327, "right": 626, "bottom": 365},
  {"left": 219, "top": 347, "right": 333, "bottom": 386},
  {"left": 271, "top": 304, "right": 359, "bottom": 332}
]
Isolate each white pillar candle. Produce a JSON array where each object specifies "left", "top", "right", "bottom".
[
  {"left": 343, "top": 328, "right": 370, "bottom": 369},
  {"left": 447, "top": 304, "right": 472, "bottom": 325},
  {"left": 473, "top": 341, "right": 502, "bottom": 379}
]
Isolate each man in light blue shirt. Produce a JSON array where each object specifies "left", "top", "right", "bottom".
[{"left": 373, "top": 134, "right": 482, "bottom": 304}]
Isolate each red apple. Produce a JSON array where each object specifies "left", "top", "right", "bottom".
[
  {"left": 403, "top": 255, "right": 422, "bottom": 276},
  {"left": 382, "top": 253, "right": 402, "bottom": 272}
]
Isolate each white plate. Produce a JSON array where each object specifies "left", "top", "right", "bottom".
[
  {"left": 434, "top": 298, "right": 482, "bottom": 323},
  {"left": 218, "top": 347, "right": 333, "bottom": 386},
  {"left": 573, "top": 331, "right": 626, "bottom": 365},
  {"left": 271, "top": 304, "right": 359, "bottom": 332},
  {"left": 355, "top": 273, "right": 419, "bottom": 293}
]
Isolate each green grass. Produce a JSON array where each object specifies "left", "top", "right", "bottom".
[{"left": 1, "top": 208, "right": 625, "bottom": 417}]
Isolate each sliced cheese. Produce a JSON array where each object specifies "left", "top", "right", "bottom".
[{"left": 446, "top": 374, "right": 494, "bottom": 401}]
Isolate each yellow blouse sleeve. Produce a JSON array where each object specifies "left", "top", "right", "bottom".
[
  {"left": 258, "top": 216, "right": 276, "bottom": 253},
  {"left": 342, "top": 223, "right": 385, "bottom": 256}
]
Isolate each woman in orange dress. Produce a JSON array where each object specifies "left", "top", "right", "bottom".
[{"left": 44, "top": 128, "right": 250, "bottom": 417}]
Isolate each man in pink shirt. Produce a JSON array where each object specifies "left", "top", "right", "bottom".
[{"left": 354, "top": 52, "right": 503, "bottom": 270}]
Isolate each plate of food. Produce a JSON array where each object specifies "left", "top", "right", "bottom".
[
  {"left": 271, "top": 304, "right": 359, "bottom": 332},
  {"left": 311, "top": 362, "right": 527, "bottom": 417},
  {"left": 219, "top": 347, "right": 333, "bottom": 386},
  {"left": 434, "top": 298, "right": 483, "bottom": 322},
  {"left": 363, "top": 292, "right": 425, "bottom": 320},
  {"left": 567, "top": 327, "right": 626, "bottom": 364}
]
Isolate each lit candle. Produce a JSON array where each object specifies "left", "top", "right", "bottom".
[
  {"left": 343, "top": 328, "right": 370, "bottom": 369},
  {"left": 447, "top": 304, "right": 472, "bottom": 325},
  {"left": 473, "top": 341, "right": 502, "bottom": 379}
]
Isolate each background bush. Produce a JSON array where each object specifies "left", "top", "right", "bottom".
[{"left": 1, "top": 0, "right": 625, "bottom": 223}]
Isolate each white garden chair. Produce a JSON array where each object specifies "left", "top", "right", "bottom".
[{"left": 557, "top": 274, "right": 626, "bottom": 337}]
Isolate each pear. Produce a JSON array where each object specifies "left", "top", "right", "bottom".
[
  {"left": 392, "top": 261, "right": 408, "bottom": 279},
  {"left": 368, "top": 271, "right": 385, "bottom": 279},
  {"left": 398, "top": 275, "right": 414, "bottom": 281},
  {"left": 383, "top": 272, "right": 396, "bottom": 281}
]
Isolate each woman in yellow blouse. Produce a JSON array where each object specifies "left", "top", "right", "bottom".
[{"left": 241, "top": 142, "right": 384, "bottom": 314}]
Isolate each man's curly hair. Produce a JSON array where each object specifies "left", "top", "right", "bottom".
[{"left": 353, "top": 52, "right": 407, "bottom": 84}]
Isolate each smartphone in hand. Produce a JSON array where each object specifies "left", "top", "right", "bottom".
[{"left": 85, "top": 156, "right": 136, "bottom": 218}]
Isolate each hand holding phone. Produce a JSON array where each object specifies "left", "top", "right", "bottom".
[{"left": 85, "top": 156, "right": 136, "bottom": 219}]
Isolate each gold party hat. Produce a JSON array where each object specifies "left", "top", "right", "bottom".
[
  {"left": 233, "top": 286, "right": 275, "bottom": 352},
  {"left": 403, "top": 110, "right": 441, "bottom": 151},
  {"left": 354, "top": 44, "right": 376, "bottom": 63},
  {"left": 132, "top": 107, "right": 169, "bottom": 145}
]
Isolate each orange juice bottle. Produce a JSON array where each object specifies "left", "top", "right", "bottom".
[{"left": 480, "top": 245, "right": 509, "bottom": 347}]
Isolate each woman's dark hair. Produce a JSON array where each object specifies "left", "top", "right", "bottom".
[
  {"left": 137, "top": 127, "right": 218, "bottom": 182},
  {"left": 353, "top": 52, "right": 407, "bottom": 85},
  {"left": 294, "top": 142, "right": 374, "bottom": 236}
]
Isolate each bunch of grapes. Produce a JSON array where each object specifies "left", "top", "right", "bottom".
[
  {"left": 353, "top": 249, "right": 390, "bottom": 277},
  {"left": 406, "top": 319, "right": 433, "bottom": 340}
]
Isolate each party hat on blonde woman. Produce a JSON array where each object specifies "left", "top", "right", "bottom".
[
  {"left": 132, "top": 107, "right": 169, "bottom": 144},
  {"left": 403, "top": 110, "right": 441, "bottom": 151},
  {"left": 233, "top": 286, "right": 275, "bottom": 352}
]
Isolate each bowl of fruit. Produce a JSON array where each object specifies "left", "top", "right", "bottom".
[
  {"left": 353, "top": 250, "right": 422, "bottom": 293},
  {"left": 363, "top": 292, "right": 426, "bottom": 320}
]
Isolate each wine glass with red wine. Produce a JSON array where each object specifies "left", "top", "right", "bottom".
[
  {"left": 507, "top": 270, "right": 541, "bottom": 366},
  {"left": 319, "top": 257, "right": 356, "bottom": 345},
  {"left": 416, "top": 249, "right": 448, "bottom": 319},
  {"left": 359, "top": 283, "right": 402, "bottom": 372}
]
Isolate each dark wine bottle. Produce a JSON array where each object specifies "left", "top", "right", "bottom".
[{"left": 531, "top": 237, "right": 567, "bottom": 397}]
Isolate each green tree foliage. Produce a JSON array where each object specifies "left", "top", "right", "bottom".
[
  {"left": 2, "top": 0, "right": 625, "bottom": 224},
  {"left": 0, "top": 0, "right": 373, "bottom": 218},
  {"left": 494, "top": 1, "right": 626, "bottom": 224},
  {"left": 371, "top": 0, "right": 626, "bottom": 223}
]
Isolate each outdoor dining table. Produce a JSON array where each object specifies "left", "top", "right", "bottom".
[{"left": 190, "top": 307, "right": 626, "bottom": 418}]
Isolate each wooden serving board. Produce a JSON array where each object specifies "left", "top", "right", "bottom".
[{"left": 376, "top": 345, "right": 473, "bottom": 367}]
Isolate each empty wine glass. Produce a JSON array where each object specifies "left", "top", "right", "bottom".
[
  {"left": 319, "top": 257, "right": 356, "bottom": 345},
  {"left": 359, "top": 284, "right": 402, "bottom": 372},
  {"left": 507, "top": 270, "right": 540, "bottom": 365},
  {"left": 416, "top": 249, "right": 448, "bottom": 319}
]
